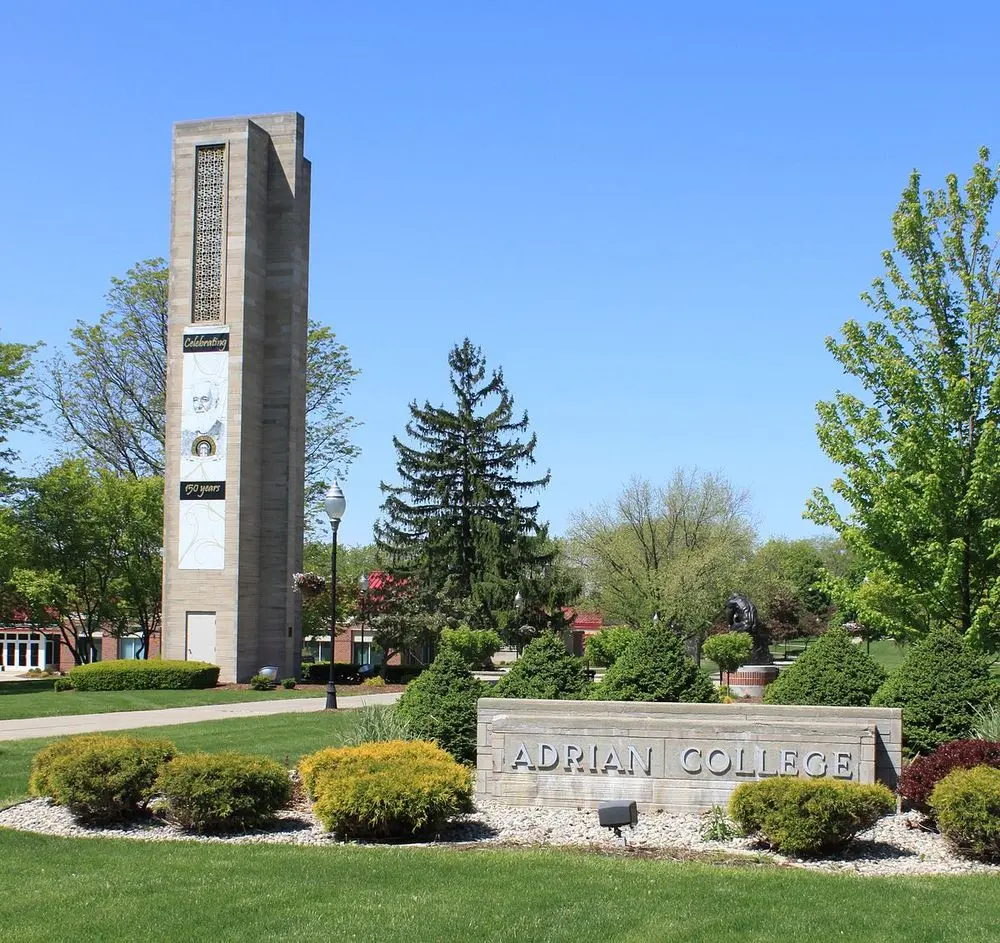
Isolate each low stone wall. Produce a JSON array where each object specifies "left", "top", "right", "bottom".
[{"left": 477, "top": 698, "right": 902, "bottom": 813}]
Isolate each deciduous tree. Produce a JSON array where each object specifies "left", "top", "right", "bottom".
[
  {"left": 570, "top": 470, "right": 755, "bottom": 637},
  {"left": 807, "top": 148, "right": 1000, "bottom": 649}
]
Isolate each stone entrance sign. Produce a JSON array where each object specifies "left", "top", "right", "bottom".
[{"left": 477, "top": 698, "right": 902, "bottom": 813}]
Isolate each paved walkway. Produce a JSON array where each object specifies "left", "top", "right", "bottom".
[{"left": 0, "top": 692, "right": 402, "bottom": 742}]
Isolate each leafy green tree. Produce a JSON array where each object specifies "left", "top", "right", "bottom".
[
  {"left": 570, "top": 470, "right": 755, "bottom": 636},
  {"left": 806, "top": 149, "right": 1000, "bottom": 650},
  {"left": 0, "top": 331, "right": 43, "bottom": 488},
  {"left": 12, "top": 461, "right": 157, "bottom": 664},
  {"left": 48, "top": 260, "right": 360, "bottom": 495},
  {"left": 702, "top": 632, "right": 753, "bottom": 684},
  {"left": 492, "top": 632, "right": 589, "bottom": 700},
  {"left": 502, "top": 542, "right": 583, "bottom": 649},
  {"left": 439, "top": 626, "right": 503, "bottom": 668},
  {"left": 376, "top": 338, "right": 551, "bottom": 625},
  {"left": 595, "top": 623, "right": 718, "bottom": 703}
]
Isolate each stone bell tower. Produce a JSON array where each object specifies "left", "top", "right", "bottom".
[{"left": 161, "top": 113, "right": 310, "bottom": 682}]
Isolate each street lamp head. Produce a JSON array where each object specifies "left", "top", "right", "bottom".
[
  {"left": 359, "top": 572, "right": 369, "bottom": 593},
  {"left": 324, "top": 481, "right": 346, "bottom": 522},
  {"left": 514, "top": 590, "right": 524, "bottom": 611},
  {"left": 652, "top": 611, "right": 660, "bottom": 624}
]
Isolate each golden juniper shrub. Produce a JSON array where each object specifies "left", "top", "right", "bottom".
[{"left": 299, "top": 740, "right": 473, "bottom": 839}]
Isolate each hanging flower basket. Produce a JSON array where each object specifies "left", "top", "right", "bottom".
[{"left": 292, "top": 572, "right": 328, "bottom": 599}]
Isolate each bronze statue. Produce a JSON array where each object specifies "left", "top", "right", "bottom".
[{"left": 725, "top": 593, "right": 772, "bottom": 664}]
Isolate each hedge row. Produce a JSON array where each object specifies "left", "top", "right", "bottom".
[{"left": 68, "top": 659, "right": 220, "bottom": 690}]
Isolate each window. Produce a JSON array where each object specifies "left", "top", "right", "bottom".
[
  {"left": 78, "top": 638, "right": 101, "bottom": 663},
  {"left": 352, "top": 640, "right": 383, "bottom": 667},
  {"left": 119, "top": 637, "right": 145, "bottom": 660}
]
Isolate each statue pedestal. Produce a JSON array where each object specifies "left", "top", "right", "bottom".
[{"left": 723, "top": 664, "right": 779, "bottom": 698}]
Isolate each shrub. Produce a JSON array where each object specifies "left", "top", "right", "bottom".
[
  {"left": 303, "top": 740, "right": 473, "bottom": 839},
  {"left": 929, "top": 765, "right": 1000, "bottom": 861},
  {"left": 362, "top": 675, "right": 386, "bottom": 688},
  {"left": 584, "top": 627, "right": 640, "bottom": 667},
  {"left": 702, "top": 632, "right": 753, "bottom": 682},
  {"left": 156, "top": 752, "right": 291, "bottom": 833},
  {"left": 249, "top": 674, "right": 274, "bottom": 691},
  {"left": 29, "top": 734, "right": 175, "bottom": 824},
  {"left": 69, "top": 659, "right": 219, "bottom": 691},
  {"left": 729, "top": 777, "right": 895, "bottom": 855},
  {"left": 871, "top": 628, "right": 1000, "bottom": 756},
  {"left": 898, "top": 739, "right": 1000, "bottom": 813},
  {"left": 339, "top": 705, "right": 414, "bottom": 748},
  {"left": 281, "top": 677, "right": 296, "bottom": 689},
  {"left": 594, "top": 625, "right": 718, "bottom": 703},
  {"left": 394, "top": 648, "right": 487, "bottom": 764},
  {"left": 763, "top": 626, "right": 887, "bottom": 707},
  {"left": 492, "top": 632, "right": 589, "bottom": 700},
  {"left": 439, "top": 626, "right": 503, "bottom": 668},
  {"left": 52, "top": 678, "right": 74, "bottom": 692}
]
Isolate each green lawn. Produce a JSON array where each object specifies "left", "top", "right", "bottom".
[
  {"left": 0, "top": 680, "right": 387, "bottom": 721},
  {"left": 0, "top": 710, "right": 360, "bottom": 806},
  {"left": 0, "top": 832, "right": 997, "bottom": 942}
]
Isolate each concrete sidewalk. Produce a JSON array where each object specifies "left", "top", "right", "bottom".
[{"left": 0, "top": 692, "right": 402, "bottom": 742}]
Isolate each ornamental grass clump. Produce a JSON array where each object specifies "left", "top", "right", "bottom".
[
  {"left": 492, "top": 631, "right": 589, "bottom": 700},
  {"left": 594, "top": 624, "right": 717, "bottom": 703},
  {"left": 303, "top": 740, "right": 473, "bottom": 840},
  {"left": 155, "top": 752, "right": 291, "bottom": 833},
  {"left": 898, "top": 739, "right": 1000, "bottom": 814},
  {"left": 728, "top": 777, "right": 895, "bottom": 855},
  {"left": 29, "top": 734, "right": 176, "bottom": 824},
  {"left": 871, "top": 628, "right": 1000, "bottom": 756},
  {"left": 395, "top": 647, "right": 487, "bottom": 764},
  {"left": 929, "top": 765, "right": 1000, "bottom": 861},
  {"left": 763, "top": 626, "right": 887, "bottom": 707}
]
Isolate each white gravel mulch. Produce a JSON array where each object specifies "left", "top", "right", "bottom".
[{"left": 2, "top": 796, "right": 997, "bottom": 878}]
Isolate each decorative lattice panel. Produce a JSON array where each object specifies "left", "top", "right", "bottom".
[{"left": 192, "top": 145, "right": 225, "bottom": 323}]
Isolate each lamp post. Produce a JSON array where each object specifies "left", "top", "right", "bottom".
[
  {"left": 323, "top": 482, "right": 346, "bottom": 710},
  {"left": 358, "top": 572, "right": 369, "bottom": 665}
]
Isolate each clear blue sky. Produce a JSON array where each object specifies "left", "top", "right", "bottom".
[{"left": 3, "top": 1, "right": 998, "bottom": 547}]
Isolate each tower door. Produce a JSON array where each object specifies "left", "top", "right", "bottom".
[{"left": 185, "top": 611, "right": 217, "bottom": 663}]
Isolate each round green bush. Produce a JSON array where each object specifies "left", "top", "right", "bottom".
[
  {"left": 871, "top": 629, "right": 1000, "bottom": 756},
  {"left": 156, "top": 752, "right": 291, "bottom": 833},
  {"left": 68, "top": 659, "right": 220, "bottom": 691},
  {"left": 584, "top": 627, "right": 640, "bottom": 667},
  {"left": 729, "top": 777, "right": 895, "bottom": 855},
  {"left": 52, "top": 677, "right": 74, "bottom": 692},
  {"left": 305, "top": 740, "right": 473, "bottom": 839},
  {"left": 929, "top": 765, "right": 1000, "bottom": 861},
  {"left": 594, "top": 625, "right": 717, "bottom": 703},
  {"left": 395, "top": 647, "right": 487, "bottom": 764},
  {"left": 702, "top": 632, "right": 753, "bottom": 679},
  {"left": 492, "top": 632, "right": 589, "bottom": 700},
  {"left": 29, "top": 734, "right": 176, "bottom": 824},
  {"left": 763, "top": 626, "right": 887, "bottom": 707}
]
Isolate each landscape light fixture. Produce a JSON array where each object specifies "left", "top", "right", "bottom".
[
  {"left": 323, "top": 482, "right": 346, "bottom": 710},
  {"left": 597, "top": 800, "right": 639, "bottom": 842}
]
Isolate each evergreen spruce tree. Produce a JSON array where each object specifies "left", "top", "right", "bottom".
[{"left": 376, "top": 339, "right": 551, "bottom": 625}]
